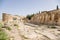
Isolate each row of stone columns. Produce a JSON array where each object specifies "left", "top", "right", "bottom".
[{"left": 31, "top": 12, "right": 60, "bottom": 25}]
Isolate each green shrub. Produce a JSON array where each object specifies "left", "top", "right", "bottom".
[
  {"left": 14, "top": 24, "right": 18, "bottom": 26},
  {"left": 51, "top": 26, "right": 56, "bottom": 29},
  {"left": 6, "top": 27, "right": 11, "bottom": 31},
  {"left": 26, "top": 14, "right": 34, "bottom": 20},
  {"left": 48, "top": 25, "right": 57, "bottom": 29},
  {"left": 14, "top": 24, "right": 19, "bottom": 28},
  {"left": 0, "top": 23, "right": 3, "bottom": 28},
  {"left": 0, "top": 29, "right": 9, "bottom": 40}
]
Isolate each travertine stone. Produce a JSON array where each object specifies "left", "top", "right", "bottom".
[
  {"left": 30, "top": 9, "right": 60, "bottom": 25},
  {"left": 2, "top": 9, "right": 60, "bottom": 25},
  {"left": 2, "top": 13, "right": 25, "bottom": 23}
]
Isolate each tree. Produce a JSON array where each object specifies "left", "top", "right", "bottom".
[
  {"left": 26, "top": 14, "right": 34, "bottom": 20},
  {"left": 57, "top": 5, "right": 59, "bottom": 10}
]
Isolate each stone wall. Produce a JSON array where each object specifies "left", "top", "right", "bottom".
[
  {"left": 2, "top": 13, "right": 25, "bottom": 23},
  {"left": 30, "top": 9, "right": 60, "bottom": 25},
  {"left": 2, "top": 9, "right": 60, "bottom": 25}
]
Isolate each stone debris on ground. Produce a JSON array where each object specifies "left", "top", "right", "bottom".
[{"left": 2, "top": 21, "right": 60, "bottom": 40}]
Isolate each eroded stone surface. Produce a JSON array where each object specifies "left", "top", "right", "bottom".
[{"left": 3, "top": 21, "right": 60, "bottom": 40}]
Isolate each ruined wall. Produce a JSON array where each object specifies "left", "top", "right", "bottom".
[
  {"left": 2, "top": 9, "right": 60, "bottom": 25},
  {"left": 30, "top": 9, "right": 60, "bottom": 25},
  {"left": 2, "top": 13, "right": 25, "bottom": 23}
]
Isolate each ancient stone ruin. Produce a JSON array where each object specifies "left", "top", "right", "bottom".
[
  {"left": 30, "top": 6, "right": 60, "bottom": 25},
  {"left": 2, "top": 13, "right": 25, "bottom": 23},
  {"left": 2, "top": 6, "right": 60, "bottom": 26}
]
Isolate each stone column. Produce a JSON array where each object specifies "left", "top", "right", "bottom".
[
  {"left": 57, "top": 14, "right": 60, "bottom": 25},
  {"left": 44, "top": 13, "right": 49, "bottom": 24},
  {"left": 50, "top": 13, "right": 55, "bottom": 24}
]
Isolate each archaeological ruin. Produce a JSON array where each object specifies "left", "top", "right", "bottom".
[
  {"left": 2, "top": 6, "right": 60, "bottom": 25},
  {"left": 30, "top": 6, "right": 60, "bottom": 25},
  {"left": 2, "top": 13, "right": 25, "bottom": 23}
]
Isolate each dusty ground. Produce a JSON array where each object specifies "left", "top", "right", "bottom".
[{"left": 2, "top": 21, "right": 60, "bottom": 40}]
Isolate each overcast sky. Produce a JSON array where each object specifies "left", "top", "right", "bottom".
[{"left": 0, "top": 0, "right": 60, "bottom": 19}]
